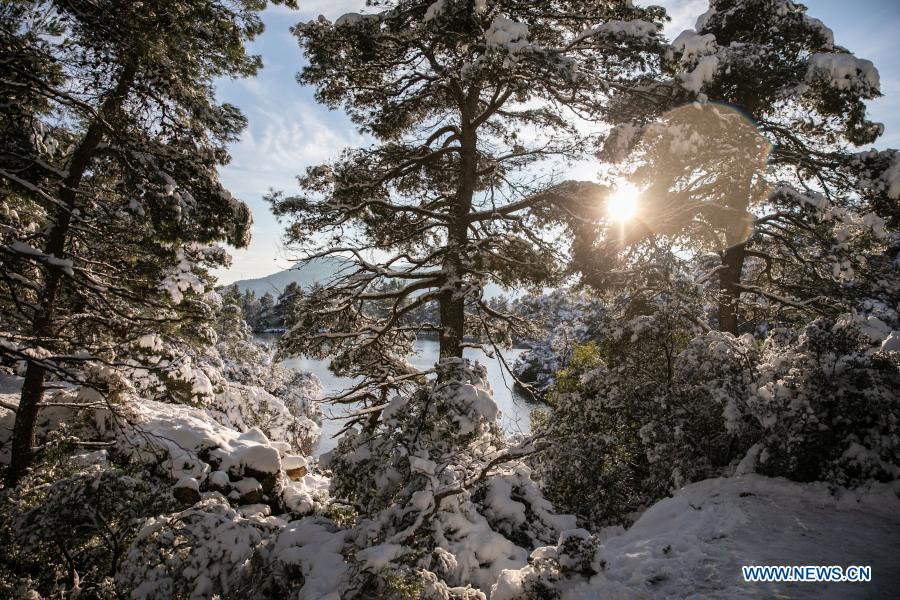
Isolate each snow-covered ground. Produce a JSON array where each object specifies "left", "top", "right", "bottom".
[
  {"left": 496, "top": 475, "right": 900, "bottom": 599},
  {"left": 3, "top": 371, "right": 898, "bottom": 598}
]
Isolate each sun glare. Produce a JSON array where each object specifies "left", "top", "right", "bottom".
[{"left": 608, "top": 182, "right": 640, "bottom": 222}]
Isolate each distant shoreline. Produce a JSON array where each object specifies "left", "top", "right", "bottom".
[{"left": 254, "top": 329, "right": 533, "bottom": 350}]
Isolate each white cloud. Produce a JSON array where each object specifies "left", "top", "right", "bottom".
[
  {"left": 214, "top": 94, "right": 363, "bottom": 283},
  {"left": 269, "top": 0, "right": 367, "bottom": 20},
  {"left": 646, "top": 0, "right": 709, "bottom": 37},
  {"left": 224, "top": 102, "right": 361, "bottom": 194}
]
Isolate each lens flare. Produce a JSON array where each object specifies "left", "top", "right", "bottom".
[{"left": 608, "top": 182, "right": 640, "bottom": 222}]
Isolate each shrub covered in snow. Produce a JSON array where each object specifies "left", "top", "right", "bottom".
[
  {"left": 534, "top": 299, "right": 900, "bottom": 527},
  {"left": 533, "top": 299, "right": 761, "bottom": 526},
  {"left": 0, "top": 384, "right": 329, "bottom": 514},
  {"left": 0, "top": 436, "right": 176, "bottom": 598},
  {"left": 748, "top": 316, "right": 900, "bottom": 486},
  {"left": 321, "top": 358, "right": 574, "bottom": 598},
  {"left": 491, "top": 528, "right": 602, "bottom": 600},
  {"left": 117, "top": 495, "right": 284, "bottom": 599},
  {"left": 122, "top": 294, "right": 323, "bottom": 456},
  {"left": 209, "top": 297, "right": 323, "bottom": 454},
  {"left": 0, "top": 384, "right": 332, "bottom": 597},
  {"left": 0, "top": 292, "right": 328, "bottom": 595}
]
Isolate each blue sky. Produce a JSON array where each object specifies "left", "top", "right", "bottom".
[{"left": 212, "top": 0, "right": 900, "bottom": 284}]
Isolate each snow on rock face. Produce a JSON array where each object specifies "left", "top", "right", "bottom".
[
  {"left": 807, "top": 53, "right": 880, "bottom": 95},
  {"left": 208, "top": 382, "right": 321, "bottom": 456},
  {"left": 139, "top": 398, "right": 328, "bottom": 513},
  {"left": 123, "top": 399, "right": 243, "bottom": 480},
  {"left": 283, "top": 454, "right": 308, "bottom": 472},
  {"left": 227, "top": 431, "right": 281, "bottom": 476},
  {"left": 8, "top": 392, "right": 328, "bottom": 515},
  {"left": 208, "top": 470, "right": 230, "bottom": 490},
  {"left": 493, "top": 475, "right": 900, "bottom": 599}
]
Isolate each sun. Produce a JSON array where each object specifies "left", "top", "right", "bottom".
[{"left": 607, "top": 182, "right": 640, "bottom": 222}]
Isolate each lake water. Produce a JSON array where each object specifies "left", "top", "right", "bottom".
[{"left": 270, "top": 337, "right": 537, "bottom": 456}]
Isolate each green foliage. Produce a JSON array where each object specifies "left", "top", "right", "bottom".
[
  {"left": 751, "top": 317, "right": 900, "bottom": 486},
  {"left": 533, "top": 297, "right": 759, "bottom": 526},
  {"left": 548, "top": 342, "right": 601, "bottom": 402},
  {"left": 325, "top": 503, "right": 359, "bottom": 528},
  {"left": 376, "top": 568, "right": 427, "bottom": 600},
  {"left": 1, "top": 446, "right": 175, "bottom": 598},
  {"left": 535, "top": 297, "right": 900, "bottom": 529}
]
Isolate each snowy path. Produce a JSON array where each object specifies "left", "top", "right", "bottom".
[{"left": 567, "top": 476, "right": 900, "bottom": 599}]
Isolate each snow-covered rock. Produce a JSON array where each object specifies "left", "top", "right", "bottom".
[{"left": 0, "top": 386, "right": 326, "bottom": 515}]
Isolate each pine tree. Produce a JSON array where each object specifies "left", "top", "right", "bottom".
[
  {"left": 271, "top": 0, "right": 668, "bottom": 402},
  {"left": 274, "top": 281, "right": 303, "bottom": 329},
  {"left": 563, "top": 0, "right": 898, "bottom": 334},
  {"left": 256, "top": 291, "right": 275, "bottom": 330},
  {"left": 0, "top": 0, "right": 297, "bottom": 484}
]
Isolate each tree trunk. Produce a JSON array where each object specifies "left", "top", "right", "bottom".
[
  {"left": 438, "top": 289, "right": 466, "bottom": 360},
  {"left": 6, "top": 63, "right": 136, "bottom": 486},
  {"left": 716, "top": 170, "right": 755, "bottom": 337},
  {"left": 718, "top": 241, "right": 746, "bottom": 336},
  {"left": 439, "top": 95, "right": 479, "bottom": 360}
]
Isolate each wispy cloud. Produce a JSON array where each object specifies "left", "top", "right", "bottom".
[
  {"left": 213, "top": 89, "right": 363, "bottom": 284},
  {"left": 649, "top": 0, "right": 709, "bottom": 36},
  {"left": 269, "top": 0, "right": 368, "bottom": 20},
  {"left": 212, "top": 4, "right": 368, "bottom": 284},
  {"left": 224, "top": 99, "right": 363, "bottom": 196}
]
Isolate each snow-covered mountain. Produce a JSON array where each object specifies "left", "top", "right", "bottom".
[
  {"left": 225, "top": 257, "right": 513, "bottom": 299},
  {"left": 225, "top": 257, "right": 355, "bottom": 297}
]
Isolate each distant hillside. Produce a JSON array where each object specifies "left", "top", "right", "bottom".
[
  {"left": 225, "top": 257, "right": 513, "bottom": 299},
  {"left": 225, "top": 257, "right": 354, "bottom": 298}
]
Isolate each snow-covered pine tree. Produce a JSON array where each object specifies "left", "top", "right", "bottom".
[
  {"left": 270, "top": 0, "right": 669, "bottom": 403},
  {"left": 272, "top": 281, "right": 303, "bottom": 330},
  {"left": 566, "top": 0, "right": 898, "bottom": 334},
  {"left": 0, "top": 0, "right": 297, "bottom": 484}
]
